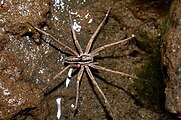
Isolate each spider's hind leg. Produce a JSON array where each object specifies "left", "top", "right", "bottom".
[
  {"left": 42, "top": 65, "right": 71, "bottom": 95},
  {"left": 85, "top": 66, "right": 114, "bottom": 117},
  {"left": 73, "top": 66, "right": 84, "bottom": 115},
  {"left": 89, "top": 63, "right": 146, "bottom": 81}
]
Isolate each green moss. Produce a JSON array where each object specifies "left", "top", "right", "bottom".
[{"left": 128, "top": 52, "right": 164, "bottom": 110}]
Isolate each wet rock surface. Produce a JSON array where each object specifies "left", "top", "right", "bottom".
[
  {"left": 162, "top": 0, "right": 181, "bottom": 117},
  {"left": 0, "top": 0, "right": 175, "bottom": 120},
  {"left": 0, "top": 0, "right": 50, "bottom": 44},
  {"left": 0, "top": 52, "right": 44, "bottom": 119}
]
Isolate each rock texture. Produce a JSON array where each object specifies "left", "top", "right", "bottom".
[
  {"left": 0, "top": 0, "right": 174, "bottom": 119},
  {"left": 0, "top": 52, "right": 44, "bottom": 119},
  {"left": 1, "top": 0, "right": 50, "bottom": 44},
  {"left": 162, "top": 0, "right": 181, "bottom": 116}
]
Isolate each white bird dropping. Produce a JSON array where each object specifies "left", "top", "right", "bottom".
[
  {"left": 71, "top": 104, "right": 75, "bottom": 109},
  {"left": 68, "top": 68, "right": 73, "bottom": 77},
  {"left": 132, "top": 34, "right": 135, "bottom": 37},
  {"left": 1, "top": 0, "right": 4, "bottom": 5},
  {"left": 56, "top": 98, "right": 61, "bottom": 119},
  {"left": 65, "top": 68, "right": 73, "bottom": 87},
  {"left": 65, "top": 78, "right": 70, "bottom": 87}
]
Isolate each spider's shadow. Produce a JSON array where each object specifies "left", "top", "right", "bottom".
[
  {"left": 94, "top": 39, "right": 140, "bottom": 60},
  {"left": 40, "top": 33, "right": 143, "bottom": 118},
  {"left": 44, "top": 78, "right": 66, "bottom": 96},
  {"left": 43, "top": 68, "right": 80, "bottom": 96},
  {"left": 43, "top": 63, "right": 144, "bottom": 119},
  {"left": 92, "top": 72, "right": 144, "bottom": 107},
  {"left": 79, "top": 68, "right": 144, "bottom": 119},
  {"left": 42, "top": 36, "right": 73, "bottom": 56},
  {"left": 85, "top": 70, "right": 113, "bottom": 119}
]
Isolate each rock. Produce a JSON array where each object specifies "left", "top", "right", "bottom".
[
  {"left": 0, "top": 34, "right": 8, "bottom": 51},
  {"left": 162, "top": 0, "right": 181, "bottom": 116},
  {"left": 0, "top": 0, "right": 50, "bottom": 44},
  {"left": 0, "top": 52, "right": 44, "bottom": 119},
  {"left": 0, "top": 0, "right": 174, "bottom": 119}
]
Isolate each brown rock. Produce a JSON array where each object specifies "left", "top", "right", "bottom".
[
  {"left": 0, "top": 52, "right": 44, "bottom": 119},
  {"left": 0, "top": 34, "right": 8, "bottom": 51},
  {"left": 162, "top": 0, "right": 181, "bottom": 115},
  {"left": 0, "top": 0, "right": 50, "bottom": 44}
]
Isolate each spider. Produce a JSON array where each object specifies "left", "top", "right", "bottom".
[{"left": 33, "top": 7, "right": 140, "bottom": 116}]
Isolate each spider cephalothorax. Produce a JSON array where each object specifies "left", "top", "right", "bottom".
[{"left": 64, "top": 54, "right": 94, "bottom": 65}]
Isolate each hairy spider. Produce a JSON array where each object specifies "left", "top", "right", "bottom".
[{"left": 34, "top": 7, "right": 140, "bottom": 116}]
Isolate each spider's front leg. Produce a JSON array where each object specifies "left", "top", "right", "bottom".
[
  {"left": 69, "top": 11, "right": 83, "bottom": 55},
  {"left": 85, "top": 7, "right": 111, "bottom": 53},
  {"left": 33, "top": 26, "right": 79, "bottom": 56}
]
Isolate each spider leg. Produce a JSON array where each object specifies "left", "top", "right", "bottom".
[
  {"left": 34, "top": 26, "right": 79, "bottom": 56},
  {"left": 69, "top": 11, "right": 83, "bottom": 55},
  {"left": 85, "top": 66, "right": 113, "bottom": 116},
  {"left": 74, "top": 66, "right": 84, "bottom": 115},
  {"left": 89, "top": 63, "right": 145, "bottom": 80},
  {"left": 90, "top": 36, "right": 134, "bottom": 56},
  {"left": 42, "top": 65, "right": 71, "bottom": 94},
  {"left": 85, "top": 7, "right": 111, "bottom": 53},
  {"left": 53, "top": 65, "right": 71, "bottom": 80}
]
